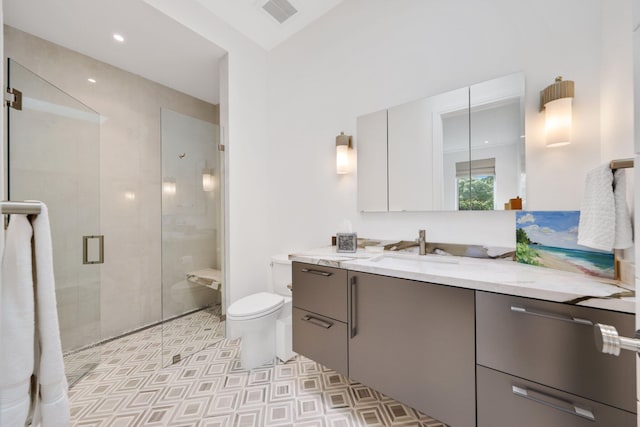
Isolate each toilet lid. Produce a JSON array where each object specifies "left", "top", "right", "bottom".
[{"left": 227, "top": 292, "right": 284, "bottom": 319}]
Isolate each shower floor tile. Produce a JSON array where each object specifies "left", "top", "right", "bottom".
[{"left": 67, "top": 313, "right": 447, "bottom": 427}]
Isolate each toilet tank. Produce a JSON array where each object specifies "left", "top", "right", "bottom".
[{"left": 271, "top": 254, "right": 292, "bottom": 297}]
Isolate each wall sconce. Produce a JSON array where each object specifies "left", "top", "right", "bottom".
[
  {"left": 163, "top": 177, "right": 176, "bottom": 195},
  {"left": 540, "top": 76, "right": 574, "bottom": 147},
  {"left": 124, "top": 191, "right": 136, "bottom": 201},
  {"left": 202, "top": 168, "right": 215, "bottom": 192},
  {"left": 336, "top": 132, "right": 353, "bottom": 174}
]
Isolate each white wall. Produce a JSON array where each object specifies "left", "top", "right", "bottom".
[
  {"left": 601, "top": 0, "right": 635, "bottom": 263},
  {"left": 601, "top": 0, "right": 634, "bottom": 162},
  {"left": 265, "top": 0, "right": 628, "bottom": 256},
  {"left": 142, "top": 0, "right": 272, "bottom": 304}
]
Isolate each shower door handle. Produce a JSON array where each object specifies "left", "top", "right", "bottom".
[{"left": 83, "top": 235, "right": 104, "bottom": 264}]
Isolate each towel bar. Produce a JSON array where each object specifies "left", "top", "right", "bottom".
[
  {"left": 610, "top": 158, "right": 634, "bottom": 170},
  {"left": 0, "top": 201, "right": 42, "bottom": 215}
]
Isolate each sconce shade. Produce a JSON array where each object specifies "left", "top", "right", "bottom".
[
  {"left": 336, "top": 132, "right": 352, "bottom": 175},
  {"left": 202, "top": 169, "right": 215, "bottom": 192},
  {"left": 540, "top": 76, "right": 574, "bottom": 147},
  {"left": 544, "top": 97, "right": 572, "bottom": 147}
]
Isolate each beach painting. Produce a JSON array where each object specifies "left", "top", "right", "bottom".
[{"left": 515, "top": 211, "right": 615, "bottom": 279}]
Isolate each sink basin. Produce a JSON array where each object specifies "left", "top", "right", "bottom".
[
  {"left": 370, "top": 253, "right": 460, "bottom": 265},
  {"left": 356, "top": 253, "right": 461, "bottom": 273}
]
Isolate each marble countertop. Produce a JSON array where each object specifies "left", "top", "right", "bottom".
[{"left": 289, "top": 246, "right": 635, "bottom": 314}]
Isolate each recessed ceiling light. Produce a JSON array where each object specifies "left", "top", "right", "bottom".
[
  {"left": 484, "top": 140, "right": 489, "bottom": 144},
  {"left": 113, "top": 33, "right": 125, "bottom": 43},
  {"left": 87, "top": 78, "right": 97, "bottom": 83}
]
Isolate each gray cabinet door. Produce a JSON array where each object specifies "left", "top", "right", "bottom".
[{"left": 348, "top": 272, "right": 475, "bottom": 427}]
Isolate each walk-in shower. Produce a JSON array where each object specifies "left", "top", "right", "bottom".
[{"left": 4, "top": 23, "right": 226, "bottom": 384}]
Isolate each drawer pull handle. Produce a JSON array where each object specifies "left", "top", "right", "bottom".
[
  {"left": 302, "top": 315, "right": 333, "bottom": 329},
  {"left": 350, "top": 276, "right": 357, "bottom": 338},
  {"left": 301, "top": 268, "right": 333, "bottom": 277},
  {"left": 510, "top": 305, "right": 593, "bottom": 326},
  {"left": 512, "top": 385, "right": 595, "bottom": 421}
]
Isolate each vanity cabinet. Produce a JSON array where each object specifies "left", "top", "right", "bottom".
[
  {"left": 476, "top": 291, "right": 636, "bottom": 426},
  {"left": 348, "top": 272, "right": 476, "bottom": 427},
  {"left": 291, "top": 262, "right": 349, "bottom": 376},
  {"left": 292, "top": 262, "right": 636, "bottom": 427}
]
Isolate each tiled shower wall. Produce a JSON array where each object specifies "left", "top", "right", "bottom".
[{"left": 5, "top": 25, "right": 219, "bottom": 343}]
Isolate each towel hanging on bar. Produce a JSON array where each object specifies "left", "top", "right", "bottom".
[{"left": 578, "top": 164, "right": 633, "bottom": 251}]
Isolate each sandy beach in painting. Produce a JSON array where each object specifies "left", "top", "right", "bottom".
[
  {"left": 534, "top": 248, "right": 613, "bottom": 278},
  {"left": 535, "top": 250, "right": 584, "bottom": 274}
]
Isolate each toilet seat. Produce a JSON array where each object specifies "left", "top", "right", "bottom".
[{"left": 227, "top": 292, "right": 284, "bottom": 321}]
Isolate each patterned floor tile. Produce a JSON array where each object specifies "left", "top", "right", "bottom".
[{"left": 67, "top": 310, "right": 448, "bottom": 427}]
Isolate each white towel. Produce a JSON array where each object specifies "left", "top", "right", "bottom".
[
  {"left": 31, "top": 203, "right": 70, "bottom": 427},
  {"left": 578, "top": 164, "right": 633, "bottom": 251},
  {"left": 612, "top": 169, "right": 633, "bottom": 249},
  {"left": 0, "top": 215, "right": 35, "bottom": 427}
]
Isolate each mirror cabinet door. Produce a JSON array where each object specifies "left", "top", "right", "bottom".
[
  {"left": 357, "top": 109, "right": 389, "bottom": 212},
  {"left": 469, "top": 73, "right": 525, "bottom": 211},
  {"left": 435, "top": 87, "right": 471, "bottom": 210},
  {"left": 388, "top": 98, "right": 435, "bottom": 211}
]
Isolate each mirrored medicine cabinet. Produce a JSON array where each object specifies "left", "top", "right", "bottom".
[{"left": 357, "top": 72, "right": 525, "bottom": 212}]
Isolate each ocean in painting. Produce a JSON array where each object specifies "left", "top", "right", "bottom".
[{"left": 516, "top": 211, "right": 615, "bottom": 279}]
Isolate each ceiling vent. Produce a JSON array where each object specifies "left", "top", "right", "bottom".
[{"left": 262, "top": 0, "right": 298, "bottom": 24}]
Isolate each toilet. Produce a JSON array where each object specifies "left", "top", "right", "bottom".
[{"left": 227, "top": 255, "right": 295, "bottom": 370}]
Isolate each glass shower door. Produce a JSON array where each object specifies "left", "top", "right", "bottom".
[
  {"left": 161, "top": 108, "right": 225, "bottom": 367},
  {"left": 7, "top": 59, "right": 101, "bottom": 385}
]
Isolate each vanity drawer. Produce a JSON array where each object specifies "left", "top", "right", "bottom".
[
  {"left": 476, "top": 291, "right": 635, "bottom": 412},
  {"left": 477, "top": 365, "right": 635, "bottom": 427},
  {"left": 292, "top": 262, "right": 348, "bottom": 322},
  {"left": 292, "top": 307, "right": 348, "bottom": 376}
]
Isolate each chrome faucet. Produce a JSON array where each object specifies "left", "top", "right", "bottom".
[{"left": 417, "top": 229, "right": 427, "bottom": 255}]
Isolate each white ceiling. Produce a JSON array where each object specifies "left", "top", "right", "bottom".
[
  {"left": 3, "top": 0, "right": 227, "bottom": 103},
  {"left": 3, "top": 0, "right": 345, "bottom": 103},
  {"left": 195, "top": 0, "right": 345, "bottom": 51}
]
